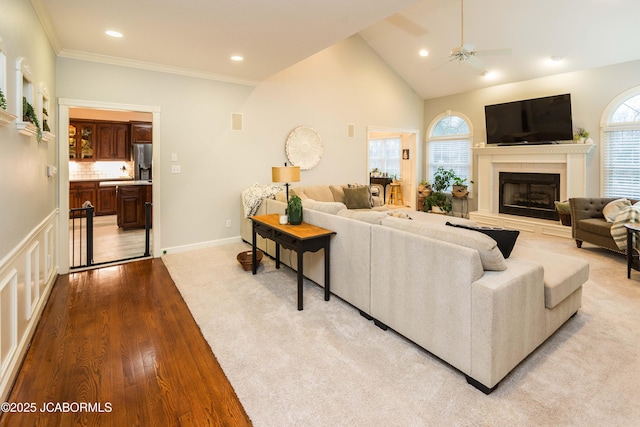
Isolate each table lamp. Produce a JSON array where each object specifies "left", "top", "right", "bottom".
[{"left": 272, "top": 163, "right": 301, "bottom": 224}]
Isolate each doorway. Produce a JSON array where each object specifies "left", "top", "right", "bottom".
[
  {"left": 367, "top": 127, "right": 419, "bottom": 209},
  {"left": 58, "top": 99, "right": 162, "bottom": 274}
]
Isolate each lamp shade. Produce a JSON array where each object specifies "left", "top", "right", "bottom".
[{"left": 272, "top": 166, "right": 300, "bottom": 183}]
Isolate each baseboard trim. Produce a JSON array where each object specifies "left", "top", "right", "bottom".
[{"left": 162, "top": 236, "right": 243, "bottom": 255}]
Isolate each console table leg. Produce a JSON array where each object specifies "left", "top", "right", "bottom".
[
  {"left": 324, "top": 239, "right": 330, "bottom": 301},
  {"left": 297, "top": 250, "right": 304, "bottom": 311},
  {"left": 628, "top": 227, "right": 633, "bottom": 279}
]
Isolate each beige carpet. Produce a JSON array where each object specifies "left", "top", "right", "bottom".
[{"left": 163, "top": 232, "right": 640, "bottom": 426}]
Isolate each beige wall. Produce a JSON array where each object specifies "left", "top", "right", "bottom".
[
  {"left": 56, "top": 35, "right": 424, "bottom": 252},
  {"left": 423, "top": 59, "right": 640, "bottom": 199}
]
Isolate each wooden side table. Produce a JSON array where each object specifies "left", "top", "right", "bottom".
[
  {"left": 250, "top": 214, "right": 336, "bottom": 310},
  {"left": 625, "top": 223, "right": 640, "bottom": 278}
]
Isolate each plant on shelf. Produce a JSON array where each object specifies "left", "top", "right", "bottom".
[
  {"left": 0, "top": 88, "right": 6, "bottom": 110},
  {"left": 574, "top": 127, "right": 589, "bottom": 143},
  {"left": 287, "top": 195, "right": 303, "bottom": 225},
  {"left": 42, "top": 107, "right": 50, "bottom": 132},
  {"left": 424, "top": 167, "right": 455, "bottom": 213},
  {"left": 452, "top": 175, "right": 474, "bottom": 199},
  {"left": 22, "top": 97, "right": 42, "bottom": 142}
]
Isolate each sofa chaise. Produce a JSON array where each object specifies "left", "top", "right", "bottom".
[{"left": 240, "top": 185, "right": 589, "bottom": 393}]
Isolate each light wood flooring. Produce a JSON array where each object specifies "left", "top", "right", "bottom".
[
  {"left": 70, "top": 215, "right": 152, "bottom": 268},
  {"left": 0, "top": 259, "right": 252, "bottom": 426}
]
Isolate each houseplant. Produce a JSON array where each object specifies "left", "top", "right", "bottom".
[
  {"left": 22, "top": 97, "right": 42, "bottom": 142},
  {"left": 0, "top": 88, "right": 6, "bottom": 110},
  {"left": 287, "top": 195, "right": 303, "bottom": 225},
  {"left": 574, "top": 127, "right": 589, "bottom": 144},
  {"left": 423, "top": 167, "right": 455, "bottom": 213},
  {"left": 452, "top": 176, "right": 473, "bottom": 199},
  {"left": 417, "top": 180, "right": 432, "bottom": 212}
]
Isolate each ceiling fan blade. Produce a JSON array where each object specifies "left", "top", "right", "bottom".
[
  {"left": 476, "top": 48, "right": 512, "bottom": 57},
  {"left": 431, "top": 57, "right": 458, "bottom": 72},
  {"left": 465, "top": 55, "right": 486, "bottom": 70}
]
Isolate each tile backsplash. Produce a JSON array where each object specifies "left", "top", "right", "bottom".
[{"left": 69, "top": 161, "right": 134, "bottom": 181}]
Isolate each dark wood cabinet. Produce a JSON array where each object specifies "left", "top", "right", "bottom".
[
  {"left": 117, "top": 185, "right": 152, "bottom": 229},
  {"left": 69, "top": 122, "right": 97, "bottom": 161},
  {"left": 69, "top": 181, "right": 97, "bottom": 218},
  {"left": 97, "top": 186, "right": 117, "bottom": 215},
  {"left": 131, "top": 122, "right": 152, "bottom": 144},
  {"left": 97, "top": 123, "right": 130, "bottom": 160}
]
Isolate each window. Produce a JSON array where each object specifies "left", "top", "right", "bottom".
[
  {"left": 427, "top": 112, "right": 472, "bottom": 190},
  {"left": 602, "top": 90, "right": 640, "bottom": 198},
  {"left": 369, "top": 137, "right": 401, "bottom": 179}
]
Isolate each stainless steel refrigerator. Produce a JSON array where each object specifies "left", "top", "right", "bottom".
[{"left": 132, "top": 144, "right": 152, "bottom": 180}]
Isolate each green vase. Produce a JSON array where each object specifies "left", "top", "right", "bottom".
[{"left": 288, "top": 207, "right": 303, "bottom": 225}]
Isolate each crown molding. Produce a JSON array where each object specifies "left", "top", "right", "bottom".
[
  {"left": 58, "top": 49, "right": 260, "bottom": 87},
  {"left": 30, "top": 0, "right": 62, "bottom": 53}
]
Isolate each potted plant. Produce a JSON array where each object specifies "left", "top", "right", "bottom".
[
  {"left": 22, "top": 97, "right": 42, "bottom": 142},
  {"left": 0, "top": 88, "right": 6, "bottom": 111},
  {"left": 574, "top": 127, "right": 589, "bottom": 144},
  {"left": 452, "top": 176, "right": 473, "bottom": 199},
  {"left": 287, "top": 195, "right": 303, "bottom": 225},
  {"left": 423, "top": 167, "right": 455, "bottom": 213}
]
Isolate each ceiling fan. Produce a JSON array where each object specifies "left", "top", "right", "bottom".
[{"left": 447, "top": 0, "right": 511, "bottom": 70}]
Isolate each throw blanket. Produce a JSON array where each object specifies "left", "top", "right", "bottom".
[
  {"left": 241, "top": 183, "right": 283, "bottom": 218},
  {"left": 611, "top": 206, "right": 640, "bottom": 250}
]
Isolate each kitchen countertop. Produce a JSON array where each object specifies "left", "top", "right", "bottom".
[
  {"left": 70, "top": 177, "right": 134, "bottom": 183},
  {"left": 99, "top": 180, "right": 153, "bottom": 187}
]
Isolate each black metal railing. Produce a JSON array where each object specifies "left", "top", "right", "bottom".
[{"left": 70, "top": 204, "right": 94, "bottom": 269}]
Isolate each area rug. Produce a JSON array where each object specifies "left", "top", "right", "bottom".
[{"left": 163, "top": 234, "right": 640, "bottom": 426}]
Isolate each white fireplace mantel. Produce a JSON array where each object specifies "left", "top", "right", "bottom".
[{"left": 470, "top": 143, "right": 595, "bottom": 237}]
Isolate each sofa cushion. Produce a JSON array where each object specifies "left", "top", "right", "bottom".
[
  {"left": 446, "top": 222, "right": 519, "bottom": 258},
  {"left": 301, "top": 199, "right": 347, "bottom": 215},
  {"left": 329, "top": 185, "right": 346, "bottom": 204},
  {"left": 603, "top": 198, "right": 631, "bottom": 222},
  {"left": 344, "top": 186, "right": 373, "bottom": 209},
  {"left": 381, "top": 217, "right": 507, "bottom": 271},
  {"left": 337, "top": 209, "right": 390, "bottom": 224},
  {"left": 513, "top": 247, "right": 589, "bottom": 309},
  {"left": 577, "top": 218, "right": 613, "bottom": 236}
]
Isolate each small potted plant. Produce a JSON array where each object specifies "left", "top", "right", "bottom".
[
  {"left": 452, "top": 176, "right": 473, "bottom": 199},
  {"left": 22, "top": 97, "right": 42, "bottom": 142},
  {"left": 574, "top": 128, "right": 589, "bottom": 144},
  {"left": 0, "top": 88, "right": 7, "bottom": 111},
  {"left": 287, "top": 195, "right": 303, "bottom": 225}
]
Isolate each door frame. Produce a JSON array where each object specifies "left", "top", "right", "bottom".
[
  {"left": 366, "top": 126, "right": 420, "bottom": 209},
  {"left": 58, "top": 98, "right": 162, "bottom": 274}
]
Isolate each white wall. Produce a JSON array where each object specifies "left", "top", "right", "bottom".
[
  {"left": 423, "top": 59, "right": 640, "bottom": 199},
  {"left": 0, "top": 0, "right": 59, "bottom": 400},
  {"left": 56, "top": 35, "right": 424, "bottom": 252}
]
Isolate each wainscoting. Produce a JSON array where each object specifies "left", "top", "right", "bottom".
[{"left": 0, "top": 210, "right": 59, "bottom": 401}]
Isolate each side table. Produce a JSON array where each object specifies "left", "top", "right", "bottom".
[
  {"left": 250, "top": 214, "right": 336, "bottom": 310},
  {"left": 625, "top": 223, "right": 640, "bottom": 278}
]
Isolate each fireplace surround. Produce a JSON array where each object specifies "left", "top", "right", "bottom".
[
  {"left": 499, "top": 172, "right": 560, "bottom": 220},
  {"left": 470, "top": 144, "right": 594, "bottom": 237}
]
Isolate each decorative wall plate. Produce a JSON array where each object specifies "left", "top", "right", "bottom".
[{"left": 285, "top": 126, "right": 323, "bottom": 170}]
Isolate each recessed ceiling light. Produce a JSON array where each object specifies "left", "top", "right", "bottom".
[
  {"left": 105, "top": 30, "right": 123, "bottom": 38},
  {"left": 481, "top": 70, "right": 498, "bottom": 79},
  {"left": 419, "top": 49, "right": 429, "bottom": 57},
  {"left": 550, "top": 56, "right": 563, "bottom": 62},
  {"left": 231, "top": 55, "right": 244, "bottom": 61}
]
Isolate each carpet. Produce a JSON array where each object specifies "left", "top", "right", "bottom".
[{"left": 163, "top": 233, "right": 640, "bottom": 426}]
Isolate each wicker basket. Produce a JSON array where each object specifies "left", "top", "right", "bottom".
[
  {"left": 557, "top": 211, "right": 572, "bottom": 226},
  {"left": 237, "top": 250, "right": 263, "bottom": 271}
]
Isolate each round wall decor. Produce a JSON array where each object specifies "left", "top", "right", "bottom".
[{"left": 285, "top": 126, "right": 323, "bottom": 170}]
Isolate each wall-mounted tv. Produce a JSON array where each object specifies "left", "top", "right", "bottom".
[{"left": 485, "top": 94, "right": 573, "bottom": 145}]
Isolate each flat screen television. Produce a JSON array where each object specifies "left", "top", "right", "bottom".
[{"left": 485, "top": 94, "right": 573, "bottom": 145}]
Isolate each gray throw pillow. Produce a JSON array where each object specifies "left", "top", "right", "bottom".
[{"left": 344, "top": 187, "right": 372, "bottom": 209}]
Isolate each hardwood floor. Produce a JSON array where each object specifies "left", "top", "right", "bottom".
[
  {"left": 70, "top": 215, "right": 152, "bottom": 267},
  {"left": 0, "top": 259, "right": 252, "bottom": 426}
]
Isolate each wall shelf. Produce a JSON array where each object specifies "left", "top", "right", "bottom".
[
  {"left": 16, "top": 120, "right": 38, "bottom": 137},
  {"left": 0, "top": 109, "right": 17, "bottom": 126}
]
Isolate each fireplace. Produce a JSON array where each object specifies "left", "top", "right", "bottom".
[{"left": 499, "top": 172, "right": 560, "bottom": 220}]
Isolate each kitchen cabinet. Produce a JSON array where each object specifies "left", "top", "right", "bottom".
[
  {"left": 97, "top": 186, "right": 117, "bottom": 215},
  {"left": 69, "top": 122, "right": 97, "bottom": 161},
  {"left": 131, "top": 122, "right": 152, "bottom": 144},
  {"left": 69, "top": 181, "right": 97, "bottom": 217},
  {"left": 117, "top": 185, "right": 152, "bottom": 229},
  {"left": 97, "top": 123, "right": 130, "bottom": 160}
]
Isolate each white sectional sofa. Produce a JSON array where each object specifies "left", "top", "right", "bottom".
[{"left": 239, "top": 185, "right": 589, "bottom": 393}]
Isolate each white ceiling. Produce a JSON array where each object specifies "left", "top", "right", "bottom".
[{"left": 32, "top": 0, "right": 640, "bottom": 99}]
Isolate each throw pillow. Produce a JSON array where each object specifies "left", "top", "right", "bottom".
[
  {"left": 446, "top": 222, "right": 519, "bottom": 258},
  {"left": 344, "top": 186, "right": 372, "bottom": 209},
  {"left": 554, "top": 200, "right": 570, "bottom": 213},
  {"left": 603, "top": 198, "right": 631, "bottom": 222},
  {"left": 329, "top": 185, "right": 346, "bottom": 204},
  {"left": 346, "top": 183, "right": 373, "bottom": 207}
]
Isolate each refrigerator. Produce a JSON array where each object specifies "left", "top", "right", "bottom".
[{"left": 132, "top": 144, "right": 153, "bottom": 180}]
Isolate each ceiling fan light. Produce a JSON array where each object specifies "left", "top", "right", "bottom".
[{"left": 419, "top": 49, "right": 429, "bottom": 57}]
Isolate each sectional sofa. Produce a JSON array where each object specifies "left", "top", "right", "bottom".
[{"left": 240, "top": 185, "right": 589, "bottom": 393}]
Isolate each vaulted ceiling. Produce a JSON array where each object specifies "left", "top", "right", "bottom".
[{"left": 32, "top": 0, "right": 640, "bottom": 99}]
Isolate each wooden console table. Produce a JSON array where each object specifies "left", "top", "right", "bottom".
[{"left": 251, "top": 214, "right": 336, "bottom": 310}]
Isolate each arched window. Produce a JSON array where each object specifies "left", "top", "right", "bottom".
[
  {"left": 602, "top": 89, "right": 640, "bottom": 198},
  {"left": 427, "top": 112, "right": 472, "bottom": 189}
]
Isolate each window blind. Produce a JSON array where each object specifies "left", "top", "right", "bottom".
[{"left": 602, "top": 129, "right": 640, "bottom": 198}]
